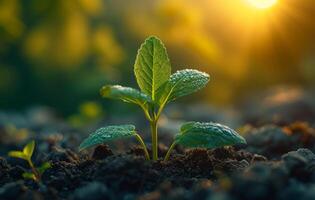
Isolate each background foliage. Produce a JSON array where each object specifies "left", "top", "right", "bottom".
[{"left": 1, "top": 0, "right": 314, "bottom": 115}]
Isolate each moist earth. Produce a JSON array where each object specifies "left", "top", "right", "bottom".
[
  {"left": 1, "top": 88, "right": 315, "bottom": 200},
  {"left": 1, "top": 122, "right": 315, "bottom": 200}
]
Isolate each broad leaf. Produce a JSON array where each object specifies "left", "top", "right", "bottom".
[
  {"left": 100, "top": 85, "right": 152, "bottom": 107},
  {"left": 8, "top": 151, "right": 28, "bottom": 160},
  {"left": 79, "top": 125, "right": 137, "bottom": 151},
  {"left": 158, "top": 69, "right": 209, "bottom": 105},
  {"left": 22, "top": 172, "right": 36, "bottom": 181},
  {"left": 23, "top": 140, "right": 35, "bottom": 158},
  {"left": 37, "top": 162, "right": 51, "bottom": 174},
  {"left": 175, "top": 122, "right": 246, "bottom": 148},
  {"left": 134, "top": 36, "right": 171, "bottom": 102}
]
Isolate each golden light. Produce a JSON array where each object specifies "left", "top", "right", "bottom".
[{"left": 246, "top": 0, "right": 278, "bottom": 9}]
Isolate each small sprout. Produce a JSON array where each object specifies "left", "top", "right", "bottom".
[
  {"left": 8, "top": 140, "right": 51, "bottom": 182},
  {"left": 79, "top": 36, "right": 246, "bottom": 161}
]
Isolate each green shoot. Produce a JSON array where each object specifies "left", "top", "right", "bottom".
[
  {"left": 79, "top": 36, "right": 246, "bottom": 161},
  {"left": 8, "top": 140, "right": 51, "bottom": 182}
]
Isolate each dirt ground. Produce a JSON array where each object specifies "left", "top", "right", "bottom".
[{"left": 1, "top": 87, "right": 315, "bottom": 200}]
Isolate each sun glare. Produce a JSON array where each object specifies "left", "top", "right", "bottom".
[{"left": 246, "top": 0, "right": 278, "bottom": 9}]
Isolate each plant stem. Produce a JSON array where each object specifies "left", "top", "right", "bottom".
[
  {"left": 164, "top": 142, "right": 176, "bottom": 161},
  {"left": 135, "top": 133, "right": 150, "bottom": 160},
  {"left": 140, "top": 104, "right": 152, "bottom": 121},
  {"left": 27, "top": 159, "right": 40, "bottom": 182},
  {"left": 150, "top": 120, "right": 158, "bottom": 161}
]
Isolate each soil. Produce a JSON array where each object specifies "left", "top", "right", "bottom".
[{"left": 1, "top": 88, "right": 315, "bottom": 200}]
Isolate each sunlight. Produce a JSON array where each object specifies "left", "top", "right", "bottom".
[{"left": 246, "top": 0, "right": 278, "bottom": 9}]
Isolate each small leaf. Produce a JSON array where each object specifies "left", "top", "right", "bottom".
[
  {"left": 8, "top": 151, "right": 28, "bottom": 160},
  {"left": 37, "top": 162, "right": 51, "bottom": 174},
  {"left": 134, "top": 36, "right": 171, "bottom": 102},
  {"left": 23, "top": 140, "right": 35, "bottom": 158},
  {"left": 175, "top": 122, "right": 246, "bottom": 148},
  {"left": 100, "top": 85, "right": 152, "bottom": 107},
  {"left": 158, "top": 69, "right": 209, "bottom": 105},
  {"left": 79, "top": 125, "right": 137, "bottom": 151},
  {"left": 22, "top": 172, "right": 36, "bottom": 181}
]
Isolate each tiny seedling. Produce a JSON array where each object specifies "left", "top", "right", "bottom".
[
  {"left": 8, "top": 140, "right": 51, "bottom": 182},
  {"left": 79, "top": 36, "right": 246, "bottom": 161}
]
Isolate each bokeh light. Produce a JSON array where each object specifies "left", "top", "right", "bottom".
[{"left": 246, "top": 0, "right": 278, "bottom": 9}]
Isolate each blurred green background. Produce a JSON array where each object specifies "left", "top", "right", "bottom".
[{"left": 1, "top": 0, "right": 314, "bottom": 116}]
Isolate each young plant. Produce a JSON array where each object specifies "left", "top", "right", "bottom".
[
  {"left": 79, "top": 36, "right": 246, "bottom": 161},
  {"left": 8, "top": 140, "right": 51, "bottom": 182}
]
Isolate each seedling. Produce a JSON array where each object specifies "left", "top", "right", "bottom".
[
  {"left": 8, "top": 140, "right": 51, "bottom": 182},
  {"left": 79, "top": 36, "right": 246, "bottom": 161}
]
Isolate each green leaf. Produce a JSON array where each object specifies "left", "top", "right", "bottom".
[
  {"left": 22, "top": 172, "right": 36, "bottom": 181},
  {"left": 37, "top": 162, "right": 51, "bottom": 174},
  {"left": 158, "top": 69, "right": 210, "bottom": 105},
  {"left": 175, "top": 122, "right": 246, "bottom": 148},
  {"left": 23, "top": 140, "right": 35, "bottom": 158},
  {"left": 100, "top": 85, "right": 152, "bottom": 107},
  {"left": 79, "top": 125, "right": 137, "bottom": 151},
  {"left": 8, "top": 151, "right": 28, "bottom": 160},
  {"left": 8, "top": 140, "right": 35, "bottom": 161},
  {"left": 134, "top": 36, "right": 171, "bottom": 102}
]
